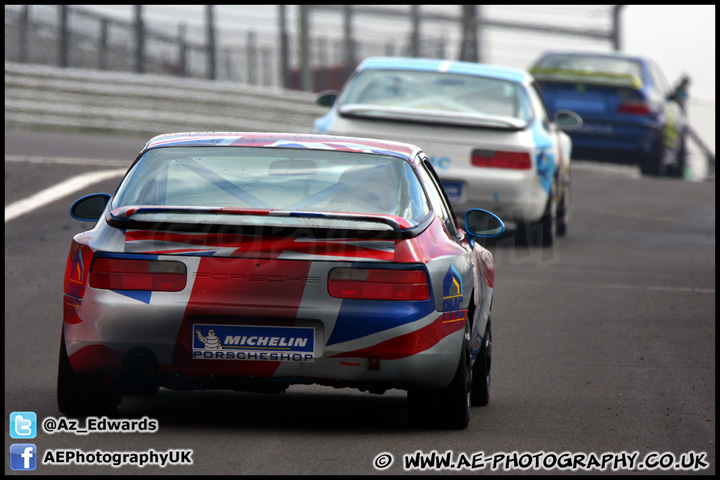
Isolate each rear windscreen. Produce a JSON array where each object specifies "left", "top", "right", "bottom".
[
  {"left": 340, "top": 69, "right": 532, "bottom": 122},
  {"left": 112, "top": 146, "right": 430, "bottom": 226}
]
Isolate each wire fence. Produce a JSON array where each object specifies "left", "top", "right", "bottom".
[
  {"left": 4, "top": 5, "right": 714, "bottom": 176},
  {"left": 4, "top": 5, "right": 621, "bottom": 92}
]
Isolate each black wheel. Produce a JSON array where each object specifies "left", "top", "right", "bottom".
[
  {"left": 471, "top": 320, "right": 492, "bottom": 406},
  {"left": 665, "top": 134, "right": 687, "bottom": 178},
  {"left": 556, "top": 183, "right": 569, "bottom": 237},
  {"left": 408, "top": 322, "right": 472, "bottom": 429},
  {"left": 640, "top": 136, "right": 667, "bottom": 177},
  {"left": 639, "top": 153, "right": 660, "bottom": 176},
  {"left": 514, "top": 219, "right": 529, "bottom": 248},
  {"left": 57, "top": 332, "right": 120, "bottom": 417},
  {"left": 539, "top": 184, "right": 556, "bottom": 247}
]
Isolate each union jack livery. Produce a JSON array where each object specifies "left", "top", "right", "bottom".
[{"left": 59, "top": 132, "right": 504, "bottom": 429}]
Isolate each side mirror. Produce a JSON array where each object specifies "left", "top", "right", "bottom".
[
  {"left": 465, "top": 209, "right": 505, "bottom": 238},
  {"left": 667, "top": 89, "right": 687, "bottom": 103},
  {"left": 554, "top": 109, "right": 583, "bottom": 131},
  {"left": 70, "top": 193, "right": 111, "bottom": 221},
  {"left": 315, "top": 90, "right": 338, "bottom": 108}
]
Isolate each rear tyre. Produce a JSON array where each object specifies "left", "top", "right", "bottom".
[
  {"left": 57, "top": 332, "right": 120, "bottom": 417},
  {"left": 408, "top": 322, "right": 472, "bottom": 429},
  {"left": 514, "top": 220, "right": 529, "bottom": 248},
  {"left": 556, "top": 184, "right": 569, "bottom": 237},
  {"left": 539, "top": 184, "right": 556, "bottom": 247},
  {"left": 639, "top": 136, "right": 667, "bottom": 177},
  {"left": 471, "top": 321, "right": 492, "bottom": 406},
  {"left": 665, "top": 134, "right": 687, "bottom": 178}
]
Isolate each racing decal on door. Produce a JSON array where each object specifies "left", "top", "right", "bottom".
[
  {"left": 63, "top": 240, "right": 93, "bottom": 300},
  {"left": 442, "top": 264, "right": 467, "bottom": 326},
  {"left": 535, "top": 150, "right": 556, "bottom": 194},
  {"left": 63, "top": 241, "right": 94, "bottom": 325},
  {"left": 442, "top": 265, "right": 463, "bottom": 311},
  {"left": 328, "top": 312, "right": 464, "bottom": 361},
  {"left": 428, "top": 155, "right": 452, "bottom": 171}
]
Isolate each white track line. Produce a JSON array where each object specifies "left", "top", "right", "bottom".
[{"left": 5, "top": 168, "right": 126, "bottom": 223}]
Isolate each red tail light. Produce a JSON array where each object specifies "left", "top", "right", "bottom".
[
  {"left": 618, "top": 101, "right": 651, "bottom": 115},
  {"left": 471, "top": 149, "right": 531, "bottom": 170},
  {"left": 328, "top": 268, "right": 430, "bottom": 301},
  {"left": 90, "top": 257, "right": 187, "bottom": 291}
]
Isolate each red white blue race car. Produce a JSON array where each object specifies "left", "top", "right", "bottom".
[{"left": 59, "top": 132, "right": 504, "bottom": 429}]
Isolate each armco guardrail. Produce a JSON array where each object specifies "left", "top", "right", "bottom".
[{"left": 4, "top": 62, "right": 327, "bottom": 136}]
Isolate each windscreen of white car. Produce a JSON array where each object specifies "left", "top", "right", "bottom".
[
  {"left": 337, "top": 69, "right": 532, "bottom": 128},
  {"left": 112, "top": 146, "right": 431, "bottom": 229}
]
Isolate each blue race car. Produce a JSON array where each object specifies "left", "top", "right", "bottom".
[{"left": 530, "top": 51, "right": 688, "bottom": 177}]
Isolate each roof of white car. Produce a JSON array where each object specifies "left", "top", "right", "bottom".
[{"left": 357, "top": 57, "right": 531, "bottom": 84}]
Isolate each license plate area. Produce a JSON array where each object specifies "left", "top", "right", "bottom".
[
  {"left": 441, "top": 181, "right": 463, "bottom": 203},
  {"left": 555, "top": 97, "right": 607, "bottom": 113},
  {"left": 576, "top": 123, "right": 614, "bottom": 135},
  {"left": 193, "top": 324, "right": 315, "bottom": 362}
]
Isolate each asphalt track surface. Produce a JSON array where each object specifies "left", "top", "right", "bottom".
[{"left": 4, "top": 129, "right": 715, "bottom": 475}]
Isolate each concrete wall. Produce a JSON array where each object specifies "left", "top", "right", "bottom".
[
  {"left": 4, "top": 62, "right": 326, "bottom": 137},
  {"left": 5, "top": 61, "right": 713, "bottom": 179}
]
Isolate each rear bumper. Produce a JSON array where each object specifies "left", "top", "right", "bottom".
[
  {"left": 63, "top": 289, "right": 464, "bottom": 392},
  {"left": 567, "top": 122, "right": 662, "bottom": 163},
  {"left": 441, "top": 169, "right": 549, "bottom": 223}
]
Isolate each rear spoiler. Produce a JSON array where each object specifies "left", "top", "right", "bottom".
[
  {"left": 530, "top": 67, "right": 643, "bottom": 89},
  {"left": 338, "top": 105, "right": 528, "bottom": 131},
  {"left": 108, "top": 206, "right": 431, "bottom": 238}
]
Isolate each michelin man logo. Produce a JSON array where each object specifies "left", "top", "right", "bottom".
[{"left": 196, "top": 328, "right": 223, "bottom": 349}]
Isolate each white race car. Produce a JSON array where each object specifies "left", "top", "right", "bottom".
[{"left": 314, "top": 57, "right": 582, "bottom": 246}]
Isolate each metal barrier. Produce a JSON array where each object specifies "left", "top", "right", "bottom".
[
  {"left": 4, "top": 61, "right": 714, "bottom": 180},
  {"left": 4, "top": 62, "right": 325, "bottom": 137}
]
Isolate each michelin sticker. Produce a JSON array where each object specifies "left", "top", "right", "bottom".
[{"left": 193, "top": 324, "right": 314, "bottom": 362}]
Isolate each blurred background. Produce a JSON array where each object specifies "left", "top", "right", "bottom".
[
  {"left": 5, "top": 5, "right": 630, "bottom": 87},
  {"left": 4, "top": 4, "right": 715, "bottom": 177}
]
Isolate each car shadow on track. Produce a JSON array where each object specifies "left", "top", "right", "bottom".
[{"left": 118, "top": 387, "right": 411, "bottom": 431}]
